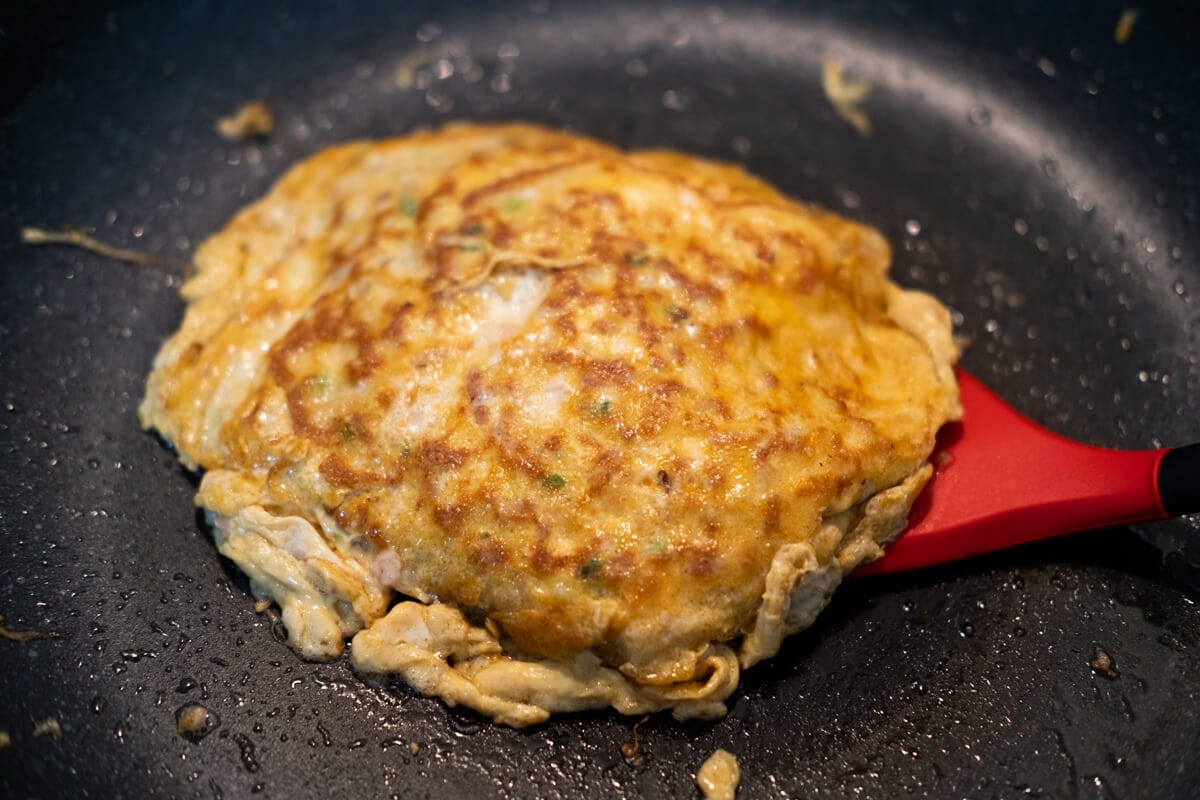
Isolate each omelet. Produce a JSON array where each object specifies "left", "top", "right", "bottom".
[{"left": 140, "top": 123, "right": 961, "bottom": 726}]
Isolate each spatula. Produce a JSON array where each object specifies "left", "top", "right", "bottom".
[{"left": 858, "top": 367, "right": 1200, "bottom": 576}]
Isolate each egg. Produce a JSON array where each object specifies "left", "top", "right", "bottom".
[{"left": 140, "top": 123, "right": 960, "bottom": 725}]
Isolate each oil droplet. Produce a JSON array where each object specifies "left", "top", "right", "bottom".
[
  {"left": 416, "top": 22, "right": 441, "bottom": 43},
  {"left": 447, "top": 707, "right": 483, "bottom": 736},
  {"left": 960, "top": 622, "right": 976, "bottom": 637},
  {"left": 902, "top": 599, "right": 916, "bottom": 613},
  {"left": 234, "top": 733, "right": 260, "bottom": 772},
  {"left": 662, "top": 90, "right": 690, "bottom": 111},
  {"left": 423, "top": 91, "right": 453, "bottom": 113},
  {"left": 904, "top": 219, "right": 922, "bottom": 236},
  {"left": 461, "top": 63, "right": 484, "bottom": 84}
]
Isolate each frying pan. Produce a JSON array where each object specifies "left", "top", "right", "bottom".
[{"left": 2, "top": 1, "right": 1198, "bottom": 797}]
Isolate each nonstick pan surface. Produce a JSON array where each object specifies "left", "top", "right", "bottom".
[{"left": 2, "top": 2, "right": 1199, "bottom": 797}]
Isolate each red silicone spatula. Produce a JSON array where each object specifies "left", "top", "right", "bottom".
[{"left": 858, "top": 367, "right": 1200, "bottom": 576}]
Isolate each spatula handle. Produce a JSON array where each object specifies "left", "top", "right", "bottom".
[
  {"left": 1159, "top": 443, "right": 1200, "bottom": 516},
  {"left": 859, "top": 369, "right": 1189, "bottom": 576}
]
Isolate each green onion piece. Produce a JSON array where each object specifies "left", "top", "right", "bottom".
[
  {"left": 542, "top": 473, "right": 566, "bottom": 490},
  {"left": 336, "top": 421, "right": 357, "bottom": 443},
  {"left": 398, "top": 195, "right": 418, "bottom": 217},
  {"left": 500, "top": 196, "right": 527, "bottom": 213},
  {"left": 310, "top": 374, "right": 332, "bottom": 395}
]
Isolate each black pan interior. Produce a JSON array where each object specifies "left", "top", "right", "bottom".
[{"left": 2, "top": 1, "right": 1199, "bottom": 797}]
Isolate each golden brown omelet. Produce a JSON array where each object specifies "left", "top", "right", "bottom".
[{"left": 140, "top": 123, "right": 960, "bottom": 726}]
